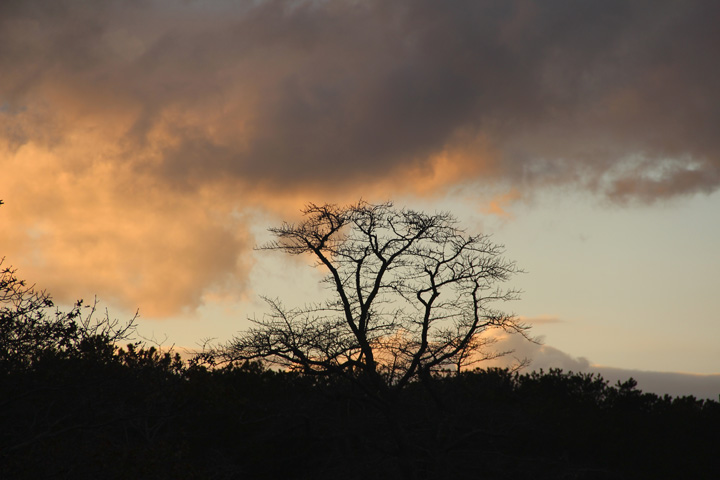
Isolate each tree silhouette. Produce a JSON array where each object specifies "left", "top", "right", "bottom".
[
  {"left": 0, "top": 259, "right": 136, "bottom": 372},
  {"left": 217, "top": 201, "right": 530, "bottom": 393}
]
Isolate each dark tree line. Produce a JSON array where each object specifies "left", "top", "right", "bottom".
[
  {"left": 3, "top": 339, "right": 719, "bottom": 479},
  {"left": 2, "top": 200, "right": 719, "bottom": 479}
]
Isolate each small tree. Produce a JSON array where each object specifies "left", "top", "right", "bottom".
[
  {"left": 219, "top": 201, "right": 529, "bottom": 392},
  {"left": 0, "top": 259, "right": 138, "bottom": 372}
]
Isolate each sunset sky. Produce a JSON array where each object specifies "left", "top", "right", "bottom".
[{"left": 2, "top": 0, "right": 719, "bottom": 397}]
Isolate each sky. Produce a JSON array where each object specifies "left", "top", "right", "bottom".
[{"left": 2, "top": 0, "right": 719, "bottom": 398}]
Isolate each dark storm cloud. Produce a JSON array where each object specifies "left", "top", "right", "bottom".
[{"left": 3, "top": 0, "right": 719, "bottom": 199}]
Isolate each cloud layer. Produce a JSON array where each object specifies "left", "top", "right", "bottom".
[
  {"left": 2, "top": 0, "right": 719, "bottom": 314},
  {"left": 487, "top": 333, "right": 720, "bottom": 399}
]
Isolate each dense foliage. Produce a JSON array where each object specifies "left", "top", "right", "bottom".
[{"left": 3, "top": 334, "right": 719, "bottom": 479}]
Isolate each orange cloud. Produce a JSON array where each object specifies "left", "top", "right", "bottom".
[{"left": 0, "top": 140, "right": 252, "bottom": 317}]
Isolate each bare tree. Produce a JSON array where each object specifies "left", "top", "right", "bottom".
[{"left": 218, "top": 201, "right": 530, "bottom": 391}]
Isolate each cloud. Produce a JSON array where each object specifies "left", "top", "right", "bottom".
[
  {"left": 482, "top": 331, "right": 591, "bottom": 372},
  {"left": 484, "top": 333, "right": 720, "bottom": 399},
  {"left": 593, "top": 367, "right": 720, "bottom": 400},
  {"left": 2, "top": 0, "right": 719, "bottom": 313},
  {"left": 0, "top": 142, "right": 253, "bottom": 317},
  {"left": 4, "top": 0, "right": 719, "bottom": 196}
]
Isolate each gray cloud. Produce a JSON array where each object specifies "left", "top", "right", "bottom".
[
  {"left": 594, "top": 367, "right": 720, "bottom": 400},
  {"left": 591, "top": 366, "right": 720, "bottom": 401},
  {"left": 484, "top": 332, "right": 592, "bottom": 372},
  {"left": 488, "top": 333, "right": 720, "bottom": 399},
  {"left": 3, "top": 0, "right": 719, "bottom": 198}
]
